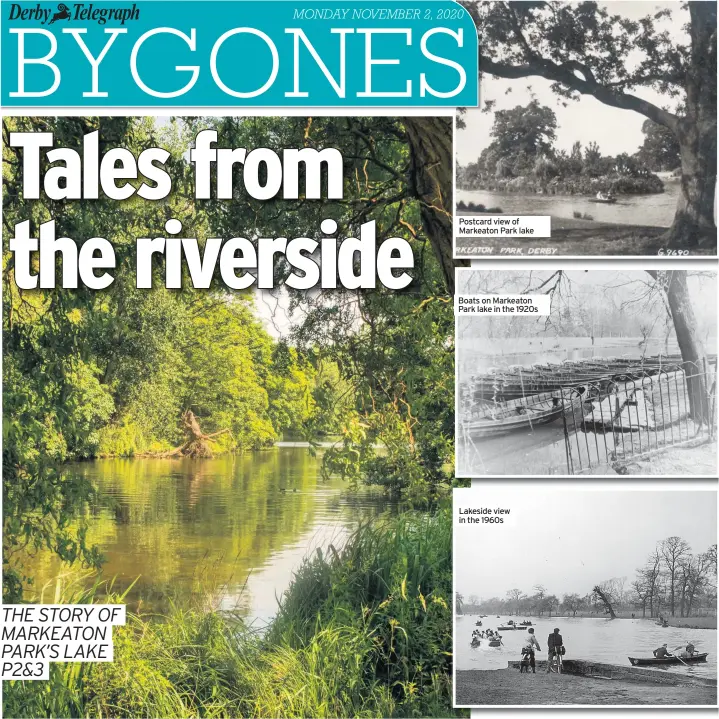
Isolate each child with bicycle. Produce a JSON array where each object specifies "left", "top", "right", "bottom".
[{"left": 520, "top": 627, "right": 541, "bottom": 673}]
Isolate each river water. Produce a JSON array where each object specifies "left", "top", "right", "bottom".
[
  {"left": 456, "top": 615, "right": 717, "bottom": 680},
  {"left": 457, "top": 182, "right": 680, "bottom": 227},
  {"left": 16, "top": 448, "right": 394, "bottom": 628}
]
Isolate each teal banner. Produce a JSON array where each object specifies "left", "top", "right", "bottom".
[{"left": 1, "top": 0, "right": 478, "bottom": 106}]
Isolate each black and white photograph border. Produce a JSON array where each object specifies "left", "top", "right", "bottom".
[
  {"left": 454, "top": 263, "right": 718, "bottom": 478},
  {"left": 454, "top": 0, "right": 717, "bottom": 258},
  {"left": 452, "top": 483, "right": 718, "bottom": 708}
]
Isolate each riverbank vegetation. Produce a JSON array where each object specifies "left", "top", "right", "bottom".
[
  {"left": 3, "top": 115, "right": 461, "bottom": 716},
  {"left": 4, "top": 509, "right": 456, "bottom": 718},
  {"left": 457, "top": 101, "right": 665, "bottom": 198},
  {"left": 457, "top": 536, "right": 717, "bottom": 621}
]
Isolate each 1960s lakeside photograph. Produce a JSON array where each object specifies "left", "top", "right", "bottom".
[
  {"left": 454, "top": 488, "right": 717, "bottom": 707},
  {"left": 456, "top": 1, "right": 717, "bottom": 256},
  {"left": 456, "top": 269, "right": 718, "bottom": 476}
]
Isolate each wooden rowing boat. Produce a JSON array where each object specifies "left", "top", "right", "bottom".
[
  {"left": 498, "top": 625, "right": 528, "bottom": 631},
  {"left": 464, "top": 392, "right": 581, "bottom": 437},
  {"left": 628, "top": 653, "right": 708, "bottom": 666}
]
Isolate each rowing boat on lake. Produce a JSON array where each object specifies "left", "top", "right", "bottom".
[{"left": 628, "top": 653, "right": 708, "bottom": 666}]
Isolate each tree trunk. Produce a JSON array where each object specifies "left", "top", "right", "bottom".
[
  {"left": 669, "top": 127, "right": 716, "bottom": 247},
  {"left": 648, "top": 270, "right": 710, "bottom": 423},
  {"left": 141, "top": 410, "right": 230, "bottom": 458},
  {"left": 403, "top": 117, "right": 468, "bottom": 294},
  {"left": 667, "top": 2, "right": 718, "bottom": 248}
]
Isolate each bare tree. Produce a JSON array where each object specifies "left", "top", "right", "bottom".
[
  {"left": 684, "top": 547, "right": 717, "bottom": 617},
  {"left": 592, "top": 583, "right": 617, "bottom": 619},
  {"left": 660, "top": 536, "right": 692, "bottom": 616},
  {"left": 506, "top": 588, "right": 525, "bottom": 615},
  {"left": 562, "top": 593, "right": 584, "bottom": 618}
]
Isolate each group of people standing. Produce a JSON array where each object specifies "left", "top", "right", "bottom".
[{"left": 520, "top": 627, "right": 565, "bottom": 673}]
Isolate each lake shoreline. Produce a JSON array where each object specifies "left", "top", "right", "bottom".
[
  {"left": 464, "top": 614, "right": 718, "bottom": 630},
  {"left": 456, "top": 668, "right": 717, "bottom": 706}
]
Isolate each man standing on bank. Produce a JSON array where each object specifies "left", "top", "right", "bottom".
[{"left": 547, "top": 627, "right": 564, "bottom": 672}]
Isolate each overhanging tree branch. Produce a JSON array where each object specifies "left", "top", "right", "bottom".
[{"left": 479, "top": 56, "right": 681, "bottom": 132}]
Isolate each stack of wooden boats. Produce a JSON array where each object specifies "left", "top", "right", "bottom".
[{"left": 459, "top": 355, "right": 717, "bottom": 438}]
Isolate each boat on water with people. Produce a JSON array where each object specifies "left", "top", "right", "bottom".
[
  {"left": 590, "top": 191, "right": 617, "bottom": 204},
  {"left": 628, "top": 653, "right": 708, "bottom": 666},
  {"left": 498, "top": 625, "right": 528, "bottom": 631}
]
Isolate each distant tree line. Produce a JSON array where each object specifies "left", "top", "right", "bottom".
[
  {"left": 458, "top": 101, "right": 672, "bottom": 195},
  {"left": 457, "top": 537, "right": 717, "bottom": 619}
]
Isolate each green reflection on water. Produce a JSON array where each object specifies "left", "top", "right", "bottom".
[{"left": 15, "top": 448, "right": 393, "bottom": 623}]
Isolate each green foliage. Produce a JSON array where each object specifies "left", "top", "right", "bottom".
[
  {"left": 2, "top": 117, "right": 343, "bottom": 597},
  {"left": 3, "top": 114, "right": 457, "bottom": 606},
  {"left": 3, "top": 510, "right": 462, "bottom": 718}
]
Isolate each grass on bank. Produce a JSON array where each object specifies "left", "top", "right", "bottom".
[{"left": 4, "top": 509, "right": 462, "bottom": 719}]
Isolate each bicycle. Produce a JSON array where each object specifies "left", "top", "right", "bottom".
[{"left": 548, "top": 646, "right": 564, "bottom": 673}]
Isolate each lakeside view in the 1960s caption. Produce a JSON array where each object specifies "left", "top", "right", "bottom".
[
  {"left": 3, "top": 115, "right": 462, "bottom": 718},
  {"left": 456, "top": 1, "right": 717, "bottom": 257},
  {"left": 457, "top": 269, "right": 717, "bottom": 476},
  {"left": 454, "top": 489, "right": 717, "bottom": 706}
]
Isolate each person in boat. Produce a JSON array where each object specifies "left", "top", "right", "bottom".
[
  {"left": 596, "top": 190, "right": 615, "bottom": 202},
  {"left": 680, "top": 642, "right": 696, "bottom": 659},
  {"left": 653, "top": 643, "right": 672, "bottom": 659},
  {"left": 546, "top": 627, "right": 564, "bottom": 672},
  {"left": 471, "top": 636, "right": 481, "bottom": 648}
]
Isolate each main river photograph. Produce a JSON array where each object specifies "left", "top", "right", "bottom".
[
  {"left": 454, "top": 487, "right": 717, "bottom": 707},
  {"left": 456, "top": 268, "right": 718, "bottom": 476},
  {"left": 457, "top": 1, "right": 717, "bottom": 257},
  {"left": 2, "top": 115, "right": 460, "bottom": 718}
]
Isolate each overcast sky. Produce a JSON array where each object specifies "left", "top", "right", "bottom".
[
  {"left": 455, "top": 489, "right": 717, "bottom": 599},
  {"left": 457, "top": 2, "right": 688, "bottom": 163}
]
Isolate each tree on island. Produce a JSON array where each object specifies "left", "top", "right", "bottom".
[
  {"left": 637, "top": 119, "right": 682, "bottom": 172},
  {"left": 491, "top": 100, "right": 558, "bottom": 160},
  {"left": 468, "top": 0, "right": 717, "bottom": 247}
]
